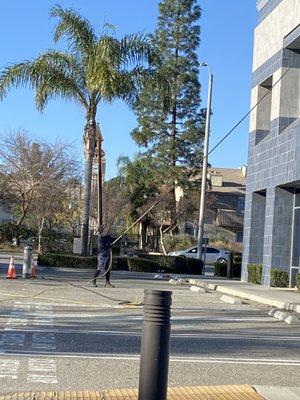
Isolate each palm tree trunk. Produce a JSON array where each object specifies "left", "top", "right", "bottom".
[{"left": 81, "top": 119, "right": 96, "bottom": 255}]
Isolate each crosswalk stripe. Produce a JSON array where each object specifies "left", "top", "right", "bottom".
[{"left": 27, "top": 358, "right": 57, "bottom": 383}]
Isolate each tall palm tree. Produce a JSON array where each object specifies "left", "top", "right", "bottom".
[{"left": 0, "top": 6, "right": 157, "bottom": 254}]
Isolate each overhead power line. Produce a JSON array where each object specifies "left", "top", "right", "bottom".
[{"left": 113, "top": 66, "right": 292, "bottom": 245}]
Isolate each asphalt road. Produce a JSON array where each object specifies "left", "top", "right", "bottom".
[{"left": 0, "top": 264, "right": 299, "bottom": 393}]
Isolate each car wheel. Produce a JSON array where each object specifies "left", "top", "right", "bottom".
[{"left": 217, "top": 257, "right": 227, "bottom": 265}]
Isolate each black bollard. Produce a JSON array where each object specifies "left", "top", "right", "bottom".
[{"left": 138, "top": 289, "right": 172, "bottom": 400}]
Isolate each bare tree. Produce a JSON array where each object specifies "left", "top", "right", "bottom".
[
  {"left": 0, "top": 131, "right": 80, "bottom": 246},
  {"left": 54, "top": 183, "right": 83, "bottom": 237}
]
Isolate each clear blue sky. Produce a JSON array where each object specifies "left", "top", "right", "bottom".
[{"left": 0, "top": 1, "right": 257, "bottom": 180}]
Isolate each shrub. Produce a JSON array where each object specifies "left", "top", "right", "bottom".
[
  {"left": 111, "top": 246, "right": 121, "bottom": 256},
  {"left": 184, "top": 258, "right": 204, "bottom": 275},
  {"left": 39, "top": 229, "right": 73, "bottom": 253},
  {"left": 113, "top": 256, "right": 128, "bottom": 270},
  {"left": 161, "top": 234, "right": 196, "bottom": 254},
  {"left": 232, "top": 262, "right": 242, "bottom": 278},
  {"left": 296, "top": 274, "right": 300, "bottom": 290},
  {"left": 127, "top": 257, "right": 159, "bottom": 272},
  {"left": 38, "top": 253, "right": 203, "bottom": 275},
  {"left": 214, "top": 253, "right": 241, "bottom": 279},
  {"left": 215, "top": 261, "right": 227, "bottom": 277},
  {"left": 270, "top": 268, "right": 289, "bottom": 288},
  {"left": 38, "top": 253, "right": 129, "bottom": 270},
  {"left": 143, "top": 254, "right": 180, "bottom": 270},
  {"left": 136, "top": 254, "right": 203, "bottom": 274},
  {"left": 0, "top": 223, "right": 36, "bottom": 243},
  {"left": 209, "top": 239, "right": 243, "bottom": 254},
  {"left": 247, "top": 264, "right": 262, "bottom": 284},
  {"left": 38, "top": 253, "right": 98, "bottom": 269}
]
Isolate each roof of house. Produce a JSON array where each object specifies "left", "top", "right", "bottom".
[
  {"left": 208, "top": 167, "right": 246, "bottom": 195},
  {"left": 191, "top": 167, "right": 246, "bottom": 196}
]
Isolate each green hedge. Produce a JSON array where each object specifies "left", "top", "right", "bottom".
[
  {"left": 38, "top": 253, "right": 98, "bottom": 269},
  {"left": 128, "top": 257, "right": 159, "bottom": 272},
  {"left": 38, "top": 253, "right": 129, "bottom": 270},
  {"left": 144, "top": 254, "right": 203, "bottom": 274},
  {"left": 214, "top": 261, "right": 242, "bottom": 278},
  {"left": 112, "top": 256, "right": 128, "bottom": 270},
  {"left": 247, "top": 264, "right": 262, "bottom": 284},
  {"left": 297, "top": 274, "right": 300, "bottom": 290},
  {"left": 270, "top": 268, "right": 289, "bottom": 288},
  {"left": 128, "top": 255, "right": 203, "bottom": 274},
  {"left": 143, "top": 255, "right": 183, "bottom": 271},
  {"left": 38, "top": 253, "right": 203, "bottom": 274}
]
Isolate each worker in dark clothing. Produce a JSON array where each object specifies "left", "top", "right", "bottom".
[{"left": 93, "top": 225, "right": 115, "bottom": 287}]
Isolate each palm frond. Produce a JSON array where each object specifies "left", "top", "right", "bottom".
[
  {"left": 85, "top": 33, "right": 156, "bottom": 100},
  {"left": 0, "top": 61, "right": 37, "bottom": 99},
  {"left": 85, "top": 35, "right": 118, "bottom": 93},
  {"left": 100, "top": 22, "right": 117, "bottom": 36},
  {"left": 34, "top": 51, "right": 89, "bottom": 110},
  {"left": 119, "top": 33, "right": 153, "bottom": 68},
  {"left": 50, "top": 5, "right": 96, "bottom": 58},
  {"left": 0, "top": 51, "right": 89, "bottom": 111}
]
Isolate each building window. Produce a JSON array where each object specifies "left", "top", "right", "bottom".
[
  {"left": 238, "top": 198, "right": 245, "bottom": 212},
  {"left": 236, "top": 231, "right": 244, "bottom": 243},
  {"left": 255, "top": 76, "right": 273, "bottom": 145}
]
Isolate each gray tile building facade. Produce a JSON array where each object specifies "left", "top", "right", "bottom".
[{"left": 242, "top": 0, "right": 300, "bottom": 286}]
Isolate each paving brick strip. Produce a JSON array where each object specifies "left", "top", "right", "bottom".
[{"left": 0, "top": 385, "right": 264, "bottom": 400}]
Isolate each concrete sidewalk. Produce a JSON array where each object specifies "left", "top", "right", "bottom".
[
  {"left": 255, "top": 386, "right": 300, "bottom": 400},
  {"left": 187, "top": 276, "right": 300, "bottom": 314}
]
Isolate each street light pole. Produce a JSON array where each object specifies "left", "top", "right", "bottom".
[
  {"left": 197, "top": 63, "right": 213, "bottom": 267},
  {"left": 96, "top": 123, "right": 103, "bottom": 227}
]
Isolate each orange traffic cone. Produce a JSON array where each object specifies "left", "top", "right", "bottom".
[
  {"left": 7, "top": 256, "right": 17, "bottom": 279},
  {"left": 30, "top": 259, "right": 37, "bottom": 278}
]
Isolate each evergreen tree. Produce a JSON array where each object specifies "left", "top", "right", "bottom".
[{"left": 131, "top": 0, "right": 204, "bottom": 225}]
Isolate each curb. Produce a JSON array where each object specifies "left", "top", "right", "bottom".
[
  {"left": 189, "top": 279, "right": 217, "bottom": 291},
  {"left": 220, "top": 294, "right": 243, "bottom": 305},
  {"left": 190, "top": 285, "right": 206, "bottom": 293},
  {"left": 187, "top": 279, "right": 300, "bottom": 314},
  {"left": 269, "top": 308, "right": 300, "bottom": 325}
]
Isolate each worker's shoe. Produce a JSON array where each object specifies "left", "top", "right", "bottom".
[
  {"left": 92, "top": 283, "right": 98, "bottom": 287},
  {"left": 105, "top": 282, "right": 114, "bottom": 288}
]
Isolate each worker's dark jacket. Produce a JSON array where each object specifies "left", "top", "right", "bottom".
[{"left": 98, "top": 234, "right": 115, "bottom": 257}]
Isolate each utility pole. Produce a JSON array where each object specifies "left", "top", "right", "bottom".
[
  {"left": 197, "top": 63, "right": 213, "bottom": 267},
  {"left": 96, "top": 123, "right": 103, "bottom": 227}
]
